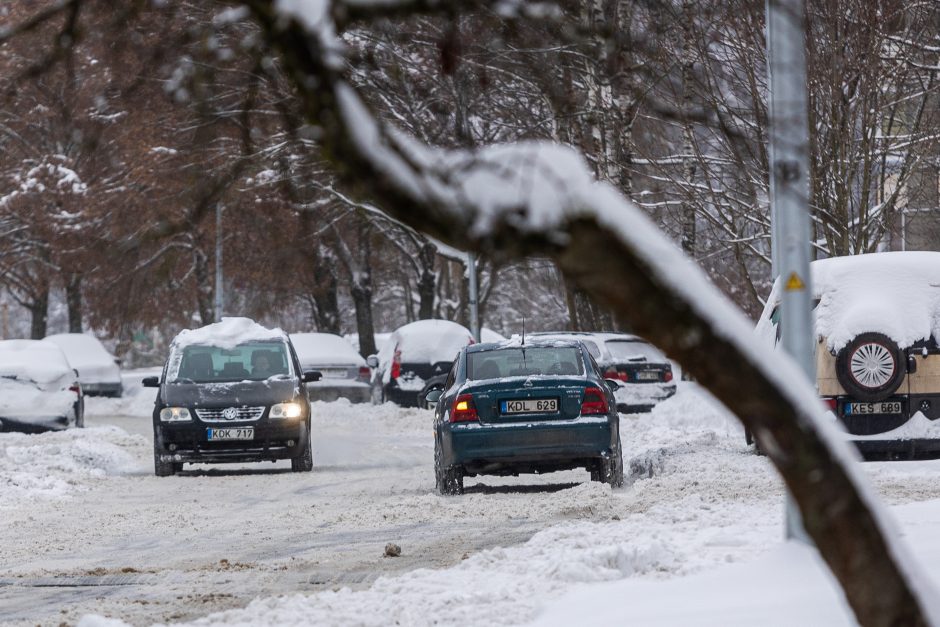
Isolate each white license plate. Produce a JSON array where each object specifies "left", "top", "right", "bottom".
[
  {"left": 845, "top": 402, "right": 902, "bottom": 415},
  {"left": 636, "top": 371, "right": 659, "bottom": 381},
  {"left": 501, "top": 398, "right": 558, "bottom": 414},
  {"left": 321, "top": 368, "right": 348, "bottom": 379},
  {"left": 207, "top": 427, "right": 254, "bottom": 441}
]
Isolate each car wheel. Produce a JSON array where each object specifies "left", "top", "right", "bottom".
[
  {"left": 591, "top": 442, "right": 624, "bottom": 488},
  {"left": 433, "top": 438, "right": 444, "bottom": 492},
  {"left": 75, "top": 400, "right": 85, "bottom": 428},
  {"left": 836, "top": 333, "right": 905, "bottom": 402},
  {"left": 291, "top": 428, "right": 314, "bottom": 473},
  {"left": 154, "top": 443, "right": 177, "bottom": 477}
]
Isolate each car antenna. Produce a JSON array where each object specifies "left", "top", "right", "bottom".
[{"left": 521, "top": 316, "right": 526, "bottom": 345}]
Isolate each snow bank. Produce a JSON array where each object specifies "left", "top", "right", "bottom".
[
  {"left": 0, "top": 426, "right": 147, "bottom": 508},
  {"left": 171, "top": 317, "right": 285, "bottom": 350}
]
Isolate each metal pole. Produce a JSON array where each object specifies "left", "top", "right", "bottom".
[
  {"left": 214, "top": 204, "right": 224, "bottom": 322},
  {"left": 767, "top": 0, "right": 814, "bottom": 542},
  {"left": 467, "top": 252, "right": 480, "bottom": 342}
]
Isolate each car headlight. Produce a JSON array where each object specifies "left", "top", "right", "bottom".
[
  {"left": 159, "top": 407, "right": 192, "bottom": 422},
  {"left": 270, "top": 402, "right": 304, "bottom": 419}
]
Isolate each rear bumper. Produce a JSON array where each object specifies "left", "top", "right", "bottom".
[
  {"left": 442, "top": 417, "right": 615, "bottom": 472},
  {"left": 384, "top": 383, "right": 422, "bottom": 408},
  {"left": 82, "top": 382, "right": 123, "bottom": 397},
  {"left": 850, "top": 438, "right": 940, "bottom": 460},
  {"left": 154, "top": 419, "right": 307, "bottom": 464},
  {"left": 614, "top": 382, "right": 676, "bottom": 413},
  {"left": 0, "top": 415, "right": 70, "bottom": 433},
  {"left": 306, "top": 382, "right": 371, "bottom": 403}
]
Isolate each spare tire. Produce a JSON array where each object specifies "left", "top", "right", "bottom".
[{"left": 835, "top": 333, "right": 905, "bottom": 402}]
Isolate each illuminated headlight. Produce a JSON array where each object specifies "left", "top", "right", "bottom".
[
  {"left": 270, "top": 402, "right": 303, "bottom": 419},
  {"left": 159, "top": 407, "right": 192, "bottom": 422}
]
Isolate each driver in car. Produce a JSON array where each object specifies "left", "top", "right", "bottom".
[{"left": 252, "top": 352, "right": 276, "bottom": 378}]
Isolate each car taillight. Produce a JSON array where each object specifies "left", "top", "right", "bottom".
[
  {"left": 664, "top": 369, "right": 673, "bottom": 383},
  {"left": 450, "top": 394, "right": 478, "bottom": 423},
  {"left": 358, "top": 366, "right": 371, "bottom": 380},
  {"left": 581, "top": 387, "right": 608, "bottom": 415},
  {"left": 391, "top": 347, "right": 402, "bottom": 379},
  {"left": 70, "top": 384, "right": 81, "bottom": 395},
  {"left": 604, "top": 369, "right": 628, "bottom": 382},
  {"left": 822, "top": 397, "right": 837, "bottom": 411}
]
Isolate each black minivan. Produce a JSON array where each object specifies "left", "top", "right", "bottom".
[{"left": 143, "top": 318, "right": 320, "bottom": 476}]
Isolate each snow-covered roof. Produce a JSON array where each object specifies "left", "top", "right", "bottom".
[
  {"left": 170, "top": 317, "right": 286, "bottom": 350},
  {"left": 290, "top": 332, "right": 365, "bottom": 367},
  {"left": 379, "top": 320, "right": 473, "bottom": 365},
  {"left": 481, "top": 327, "right": 507, "bottom": 343},
  {"left": 45, "top": 333, "right": 115, "bottom": 367},
  {"left": 0, "top": 340, "right": 73, "bottom": 384},
  {"left": 763, "top": 252, "right": 940, "bottom": 351}
]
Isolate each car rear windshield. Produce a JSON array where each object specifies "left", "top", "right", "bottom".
[
  {"left": 604, "top": 340, "right": 666, "bottom": 363},
  {"left": 468, "top": 347, "right": 584, "bottom": 380},
  {"left": 168, "top": 341, "right": 293, "bottom": 383}
]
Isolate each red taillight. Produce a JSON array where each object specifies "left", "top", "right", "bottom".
[
  {"left": 450, "top": 394, "right": 478, "bottom": 423},
  {"left": 390, "top": 347, "right": 401, "bottom": 379},
  {"left": 358, "top": 366, "right": 371, "bottom": 380},
  {"left": 581, "top": 386, "right": 608, "bottom": 415},
  {"left": 822, "top": 397, "right": 837, "bottom": 411},
  {"left": 664, "top": 369, "right": 673, "bottom": 383},
  {"left": 604, "top": 369, "right": 628, "bottom": 382},
  {"left": 70, "top": 384, "right": 81, "bottom": 395}
]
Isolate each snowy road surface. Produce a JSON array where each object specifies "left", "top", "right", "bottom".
[{"left": 4, "top": 382, "right": 940, "bottom": 626}]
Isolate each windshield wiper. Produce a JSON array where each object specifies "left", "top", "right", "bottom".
[{"left": 171, "top": 377, "right": 196, "bottom": 385}]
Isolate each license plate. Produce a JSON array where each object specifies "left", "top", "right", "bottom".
[
  {"left": 321, "top": 368, "right": 347, "bottom": 379},
  {"left": 501, "top": 398, "right": 558, "bottom": 414},
  {"left": 845, "top": 402, "right": 902, "bottom": 415},
  {"left": 207, "top": 427, "right": 254, "bottom": 441},
  {"left": 636, "top": 371, "right": 659, "bottom": 381}
]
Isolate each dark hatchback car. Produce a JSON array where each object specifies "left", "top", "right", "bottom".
[
  {"left": 426, "top": 339, "right": 624, "bottom": 495},
  {"left": 144, "top": 319, "right": 320, "bottom": 476}
]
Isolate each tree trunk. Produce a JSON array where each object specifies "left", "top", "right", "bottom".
[
  {"left": 311, "top": 270, "right": 340, "bottom": 334},
  {"left": 66, "top": 274, "right": 83, "bottom": 333},
  {"left": 193, "top": 247, "right": 215, "bottom": 325},
  {"left": 28, "top": 286, "right": 49, "bottom": 340},
  {"left": 351, "top": 279, "right": 376, "bottom": 357},
  {"left": 417, "top": 242, "right": 437, "bottom": 319}
]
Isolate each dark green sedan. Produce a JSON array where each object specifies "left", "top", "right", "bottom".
[{"left": 426, "top": 339, "right": 624, "bottom": 495}]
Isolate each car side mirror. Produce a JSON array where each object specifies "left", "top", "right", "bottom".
[
  {"left": 425, "top": 389, "right": 443, "bottom": 403},
  {"left": 908, "top": 354, "right": 918, "bottom": 375},
  {"left": 114, "top": 358, "right": 123, "bottom": 367},
  {"left": 366, "top": 355, "right": 379, "bottom": 369},
  {"left": 604, "top": 379, "right": 620, "bottom": 392},
  {"left": 142, "top": 376, "right": 160, "bottom": 388},
  {"left": 303, "top": 370, "right": 322, "bottom": 383}
]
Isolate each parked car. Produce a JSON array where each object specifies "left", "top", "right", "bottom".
[
  {"left": 529, "top": 332, "right": 675, "bottom": 413},
  {"left": 755, "top": 251, "right": 940, "bottom": 460},
  {"left": 371, "top": 320, "right": 474, "bottom": 407},
  {"left": 425, "top": 338, "right": 623, "bottom": 494},
  {"left": 418, "top": 328, "right": 508, "bottom": 409},
  {"left": 290, "top": 332, "right": 371, "bottom": 403},
  {"left": 0, "top": 339, "right": 83, "bottom": 432},
  {"left": 45, "top": 333, "right": 123, "bottom": 397},
  {"left": 143, "top": 317, "right": 321, "bottom": 476}
]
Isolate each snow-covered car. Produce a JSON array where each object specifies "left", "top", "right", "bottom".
[
  {"left": 0, "top": 339, "right": 84, "bottom": 432},
  {"left": 529, "top": 332, "right": 675, "bottom": 413},
  {"left": 756, "top": 251, "right": 940, "bottom": 459},
  {"left": 143, "top": 317, "right": 321, "bottom": 476},
  {"left": 370, "top": 320, "right": 475, "bottom": 407},
  {"left": 290, "top": 332, "right": 371, "bottom": 403},
  {"left": 45, "top": 333, "right": 123, "bottom": 397}
]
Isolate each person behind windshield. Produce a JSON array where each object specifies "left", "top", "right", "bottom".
[{"left": 252, "top": 352, "right": 276, "bottom": 379}]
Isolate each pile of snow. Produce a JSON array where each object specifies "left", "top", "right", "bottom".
[
  {"left": 760, "top": 251, "right": 940, "bottom": 352},
  {"left": 171, "top": 317, "right": 285, "bottom": 349},
  {"left": 290, "top": 332, "right": 365, "bottom": 367},
  {"left": 0, "top": 426, "right": 147, "bottom": 508},
  {"left": 0, "top": 339, "right": 73, "bottom": 385},
  {"left": 84, "top": 370, "right": 159, "bottom": 418}
]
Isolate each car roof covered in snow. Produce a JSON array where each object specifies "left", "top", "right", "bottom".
[
  {"left": 0, "top": 339, "right": 73, "bottom": 383},
  {"left": 290, "top": 332, "right": 365, "bottom": 367},
  {"left": 378, "top": 319, "right": 473, "bottom": 365},
  {"left": 45, "top": 333, "right": 115, "bottom": 366},
  {"left": 761, "top": 251, "right": 940, "bottom": 351},
  {"left": 170, "top": 317, "right": 286, "bottom": 350}
]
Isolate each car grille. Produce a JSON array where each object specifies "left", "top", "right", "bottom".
[{"left": 194, "top": 406, "right": 266, "bottom": 422}]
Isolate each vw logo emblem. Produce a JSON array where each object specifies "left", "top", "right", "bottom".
[{"left": 222, "top": 407, "right": 239, "bottom": 421}]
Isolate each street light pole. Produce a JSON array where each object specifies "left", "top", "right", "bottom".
[
  {"left": 214, "top": 204, "right": 224, "bottom": 322},
  {"left": 766, "top": 0, "right": 815, "bottom": 541},
  {"left": 467, "top": 252, "right": 480, "bottom": 342}
]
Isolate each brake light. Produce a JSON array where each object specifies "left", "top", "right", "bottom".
[
  {"left": 358, "top": 366, "right": 371, "bottom": 380},
  {"left": 450, "top": 394, "right": 478, "bottom": 422},
  {"left": 581, "top": 387, "right": 608, "bottom": 415},
  {"left": 390, "top": 346, "right": 402, "bottom": 379},
  {"left": 664, "top": 369, "right": 673, "bottom": 383},
  {"left": 604, "top": 369, "right": 628, "bottom": 382},
  {"left": 69, "top": 384, "right": 81, "bottom": 396},
  {"left": 822, "top": 397, "right": 837, "bottom": 411}
]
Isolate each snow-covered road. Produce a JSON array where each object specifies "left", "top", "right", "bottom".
[{"left": 4, "top": 384, "right": 940, "bottom": 626}]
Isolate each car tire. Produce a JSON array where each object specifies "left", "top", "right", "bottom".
[
  {"left": 836, "top": 333, "right": 905, "bottom": 402},
  {"left": 435, "top": 442, "right": 463, "bottom": 495},
  {"left": 292, "top": 427, "right": 313, "bottom": 473},
  {"left": 591, "top": 441, "right": 624, "bottom": 488},
  {"left": 154, "top": 445, "right": 177, "bottom": 477}
]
